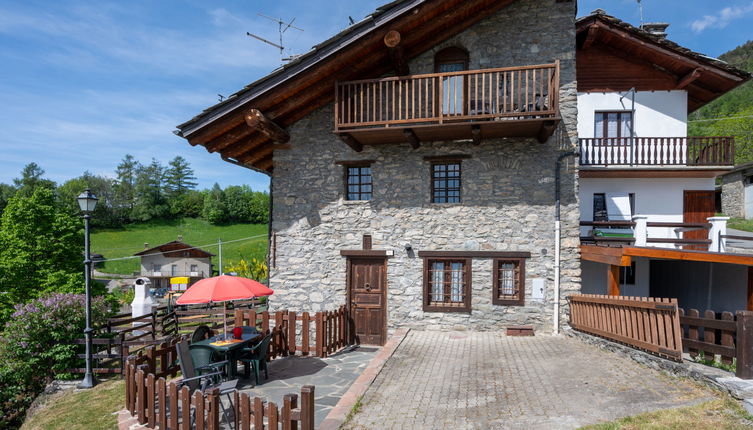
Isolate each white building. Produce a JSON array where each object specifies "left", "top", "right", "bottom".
[{"left": 576, "top": 11, "right": 752, "bottom": 313}]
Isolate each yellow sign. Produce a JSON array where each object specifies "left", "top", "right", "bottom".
[{"left": 170, "top": 277, "right": 189, "bottom": 291}]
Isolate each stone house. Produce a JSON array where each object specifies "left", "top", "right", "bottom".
[
  {"left": 176, "top": 0, "right": 581, "bottom": 344},
  {"left": 135, "top": 240, "right": 214, "bottom": 290},
  {"left": 721, "top": 162, "right": 753, "bottom": 219}
]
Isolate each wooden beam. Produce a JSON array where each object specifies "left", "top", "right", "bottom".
[
  {"left": 608, "top": 265, "right": 621, "bottom": 296},
  {"left": 245, "top": 109, "right": 290, "bottom": 144},
  {"left": 580, "top": 245, "right": 631, "bottom": 266},
  {"left": 338, "top": 133, "right": 363, "bottom": 152},
  {"left": 623, "top": 246, "right": 753, "bottom": 266},
  {"left": 748, "top": 266, "right": 753, "bottom": 311},
  {"left": 204, "top": 124, "right": 254, "bottom": 153},
  {"left": 256, "top": 156, "right": 274, "bottom": 172},
  {"left": 677, "top": 68, "right": 702, "bottom": 89},
  {"left": 384, "top": 30, "right": 409, "bottom": 76},
  {"left": 537, "top": 120, "right": 557, "bottom": 143},
  {"left": 238, "top": 143, "right": 290, "bottom": 165},
  {"left": 471, "top": 125, "right": 481, "bottom": 146},
  {"left": 404, "top": 129, "right": 420, "bottom": 149},
  {"left": 581, "top": 25, "right": 599, "bottom": 50},
  {"left": 222, "top": 134, "right": 269, "bottom": 159}
]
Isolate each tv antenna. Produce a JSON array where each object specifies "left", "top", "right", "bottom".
[
  {"left": 246, "top": 13, "right": 304, "bottom": 61},
  {"left": 637, "top": 0, "right": 644, "bottom": 27}
]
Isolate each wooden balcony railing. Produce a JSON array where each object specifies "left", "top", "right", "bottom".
[
  {"left": 335, "top": 62, "right": 560, "bottom": 131},
  {"left": 579, "top": 137, "right": 735, "bottom": 167}
]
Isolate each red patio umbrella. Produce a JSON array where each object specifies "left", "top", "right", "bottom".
[{"left": 176, "top": 275, "right": 274, "bottom": 338}]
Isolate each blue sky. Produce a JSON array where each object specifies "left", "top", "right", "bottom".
[{"left": 1, "top": 0, "right": 752, "bottom": 191}]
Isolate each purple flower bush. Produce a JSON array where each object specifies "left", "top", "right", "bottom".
[{"left": 0, "top": 293, "right": 109, "bottom": 428}]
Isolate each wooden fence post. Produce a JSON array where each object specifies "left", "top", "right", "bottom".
[
  {"left": 736, "top": 310, "right": 753, "bottom": 379},
  {"left": 301, "top": 386, "right": 315, "bottom": 430},
  {"left": 315, "top": 312, "right": 324, "bottom": 357},
  {"left": 302, "top": 312, "right": 310, "bottom": 355},
  {"left": 234, "top": 308, "right": 243, "bottom": 328},
  {"left": 282, "top": 393, "right": 298, "bottom": 430},
  {"left": 289, "top": 311, "right": 297, "bottom": 355}
]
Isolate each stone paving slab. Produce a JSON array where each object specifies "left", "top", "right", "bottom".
[
  {"left": 344, "top": 331, "right": 715, "bottom": 430},
  {"left": 233, "top": 346, "right": 378, "bottom": 427}
]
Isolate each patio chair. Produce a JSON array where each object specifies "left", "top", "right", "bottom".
[
  {"left": 190, "top": 325, "right": 214, "bottom": 344},
  {"left": 176, "top": 340, "right": 238, "bottom": 427},
  {"left": 238, "top": 332, "right": 273, "bottom": 385}
]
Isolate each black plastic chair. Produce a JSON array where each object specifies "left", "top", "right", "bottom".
[
  {"left": 191, "top": 325, "right": 214, "bottom": 344},
  {"left": 176, "top": 340, "right": 238, "bottom": 427},
  {"left": 239, "top": 332, "right": 273, "bottom": 385}
]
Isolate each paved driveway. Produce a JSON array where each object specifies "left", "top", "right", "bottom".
[{"left": 344, "top": 331, "right": 713, "bottom": 430}]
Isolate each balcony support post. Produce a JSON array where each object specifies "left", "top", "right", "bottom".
[
  {"left": 339, "top": 133, "right": 363, "bottom": 152},
  {"left": 708, "top": 216, "right": 729, "bottom": 252},
  {"left": 537, "top": 120, "right": 557, "bottom": 143},
  {"left": 384, "top": 31, "right": 409, "bottom": 76},
  {"left": 403, "top": 129, "right": 420, "bottom": 149},
  {"left": 471, "top": 126, "right": 481, "bottom": 146},
  {"left": 632, "top": 215, "right": 648, "bottom": 247}
]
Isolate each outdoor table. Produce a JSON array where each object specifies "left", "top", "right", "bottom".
[{"left": 191, "top": 332, "right": 261, "bottom": 379}]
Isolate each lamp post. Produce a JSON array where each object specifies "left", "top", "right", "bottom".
[{"left": 77, "top": 188, "right": 98, "bottom": 389}]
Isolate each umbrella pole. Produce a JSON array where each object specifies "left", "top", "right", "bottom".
[{"left": 223, "top": 301, "right": 228, "bottom": 340}]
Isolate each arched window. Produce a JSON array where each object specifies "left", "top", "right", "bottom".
[{"left": 434, "top": 47, "right": 469, "bottom": 115}]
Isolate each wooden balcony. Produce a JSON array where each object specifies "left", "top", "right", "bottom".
[
  {"left": 334, "top": 62, "right": 561, "bottom": 150},
  {"left": 579, "top": 137, "right": 735, "bottom": 167}
]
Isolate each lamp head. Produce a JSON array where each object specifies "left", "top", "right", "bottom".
[{"left": 77, "top": 188, "right": 98, "bottom": 213}]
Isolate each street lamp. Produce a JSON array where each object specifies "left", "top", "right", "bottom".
[{"left": 77, "top": 188, "right": 98, "bottom": 389}]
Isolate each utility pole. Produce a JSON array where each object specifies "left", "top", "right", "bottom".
[{"left": 218, "top": 238, "right": 223, "bottom": 275}]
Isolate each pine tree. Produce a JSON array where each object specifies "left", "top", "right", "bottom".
[
  {"left": 12, "top": 163, "right": 55, "bottom": 197},
  {"left": 132, "top": 159, "right": 169, "bottom": 221},
  {"left": 113, "top": 154, "right": 140, "bottom": 220},
  {"left": 164, "top": 156, "right": 198, "bottom": 197}
]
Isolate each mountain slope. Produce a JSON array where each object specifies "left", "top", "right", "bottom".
[{"left": 689, "top": 41, "right": 753, "bottom": 163}]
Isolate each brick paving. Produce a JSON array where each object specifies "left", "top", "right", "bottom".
[{"left": 344, "top": 331, "right": 714, "bottom": 430}]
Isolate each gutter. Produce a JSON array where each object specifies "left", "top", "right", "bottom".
[{"left": 554, "top": 151, "right": 579, "bottom": 335}]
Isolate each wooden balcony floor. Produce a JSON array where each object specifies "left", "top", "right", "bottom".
[{"left": 336, "top": 116, "right": 560, "bottom": 146}]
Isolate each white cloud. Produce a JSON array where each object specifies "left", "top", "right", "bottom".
[{"left": 691, "top": 2, "right": 753, "bottom": 32}]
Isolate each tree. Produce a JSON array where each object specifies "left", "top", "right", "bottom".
[
  {"left": 0, "top": 188, "right": 85, "bottom": 323},
  {"left": 113, "top": 154, "right": 141, "bottom": 221},
  {"left": 202, "top": 183, "right": 228, "bottom": 224},
  {"left": 224, "top": 185, "right": 253, "bottom": 222},
  {"left": 56, "top": 172, "right": 118, "bottom": 228},
  {"left": 132, "top": 159, "right": 169, "bottom": 221},
  {"left": 12, "top": 163, "right": 55, "bottom": 197},
  {"left": 164, "top": 156, "right": 197, "bottom": 198},
  {"left": 249, "top": 191, "right": 270, "bottom": 224},
  {"left": 0, "top": 183, "right": 16, "bottom": 215}
]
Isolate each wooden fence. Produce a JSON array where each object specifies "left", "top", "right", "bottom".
[
  {"left": 568, "top": 294, "right": 683, "bottom": 361},
  {"left": 234, "top": 305, "right": 350, "bottom": 358},
  {"left": 125, "top": 360, "right": 315, "bottom": 430},
  {"left": 679, "top": 309, "right": 753, "bottom": 379}
]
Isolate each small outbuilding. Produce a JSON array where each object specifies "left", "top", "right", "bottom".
[
  {"left": 721, "top": 162, "right": 753, "bottom": 219},
  {"left": 134, "top": 238, "right": 214, "bottom": 290}
]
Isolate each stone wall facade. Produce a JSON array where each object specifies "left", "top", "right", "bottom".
[
  {"left": 721, "top": 171, "right": 744, "bottom": 218},
  {"left": 269, "top": 0, "right": 580, "bottom": 334}
]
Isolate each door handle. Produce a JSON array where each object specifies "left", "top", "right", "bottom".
[{"left": 364, "top": 283, "right": 371, "bottom": 292}]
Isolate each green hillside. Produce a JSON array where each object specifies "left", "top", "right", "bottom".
[
  {"left": 91, "top": 218, "right": 267, "bottom": 275},
  {"left": 689, "top": 41, "right": 753, "bottom": 163}
]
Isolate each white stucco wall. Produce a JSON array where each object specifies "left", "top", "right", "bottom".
[
  {"left": 577, "top": 90, "right": 688, "bottom": 138},
  {"left": 581, "top": 258, "right": 650, "bottom": 297},
  {"left": 139, "top": 255, "right": 212, "bottom": 277},
  {"left": 579, "top": 177, "right": 715, "bottom": 241}
]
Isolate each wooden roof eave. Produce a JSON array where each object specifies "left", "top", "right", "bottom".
[{"left": 180, "top": 0, "right": 523, "bottom": 173}]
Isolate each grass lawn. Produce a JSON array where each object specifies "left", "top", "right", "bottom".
[
  {"left": 728, "top": 217, "right": 753, "bottom": 232},
  {"left": 579, "top": 397, "right": 753, "bottom": 429},
  {"left": 92, "top": 218, "right": 268, "bottom": 275},
  {"left": 21, "top": 380, "right": 124, "bottom": 430}
]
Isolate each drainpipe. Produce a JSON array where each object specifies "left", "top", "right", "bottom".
[{"left": 554, "top": 151, "right": 579, "bottom": 335}]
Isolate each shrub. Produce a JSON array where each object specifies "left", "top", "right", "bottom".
[
  {"left": 0, "top": 293, "right": 109, "bottom": 428},
  {"left": 225, "top": 258, "right": 268, "bottom": 282}
]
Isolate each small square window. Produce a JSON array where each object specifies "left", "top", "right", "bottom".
[
  {"left": 493, "top": 259, "right": 525, "bottom": 306},
  {"left": 431, "top": 161, "right": 461, "bottom": 203},
  {"left": 423, "top": 258, "right": 471, "bottom": 312},
  {"left": 344, "top": 165, "right": 372, "bottom": 201}
]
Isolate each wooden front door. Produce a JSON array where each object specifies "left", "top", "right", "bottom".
[
  {"left": 684, "top": 190, "right": 715, "bottom": 249},
  {"left": 347, "top": 257, "right": 387, "bottom": 346}
]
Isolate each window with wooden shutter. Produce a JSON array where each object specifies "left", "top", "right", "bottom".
[{"left": 493, "top": 258, "right": 525, "bottom": 305}]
